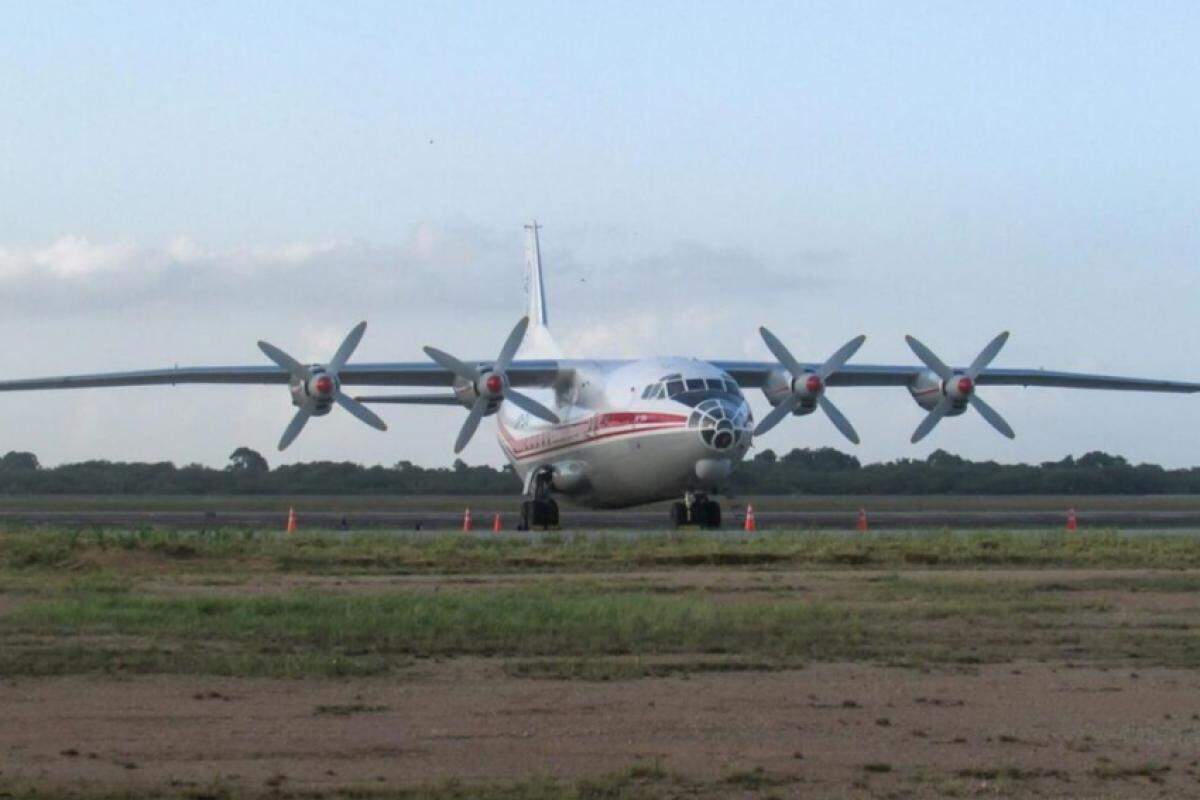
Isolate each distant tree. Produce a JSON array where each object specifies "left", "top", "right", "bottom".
[
  {"left": 1076, "top": 451, "right": 1128, "bottom": 470},
  {"left": 781, "top": 447, "right": 861, "bottom": 472},
  {"left": 0, "top": 451, "right": 39, "bottom": 471},
  {"left": 227, "top": 447, "right": 269, "bottom": 474},
  {"left": 926, "top": 449, "right": 967, "bottom": 468},
  {"left": 753, "top": 449, "right": 777, "bottom": 465}
]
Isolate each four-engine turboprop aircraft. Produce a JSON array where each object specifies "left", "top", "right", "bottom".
[{"left": 1, "top": 222, "right": 1197, "bottom": 528}]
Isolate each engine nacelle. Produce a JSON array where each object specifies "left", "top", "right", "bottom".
[
  {"left": 452, "top": 370, "right": 502, "bottom": 416},
  {"left": 907, "top": 369, "right": 969, "bottom": 415},
  {"left": 762, "top": 367, "right": 817, "bottom": 415},
  {"left": 288, "top": 366, "right": 336, "bottom": 416}
]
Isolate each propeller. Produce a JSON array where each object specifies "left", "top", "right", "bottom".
[
  {"left": 257, "top": 321, "right": 388, "bottom": 451},
  {"left": 905, "top": 331, "right": 1015, "bottom": 444},
  {"left": 754, "top": 328, "right": 867, "bottom": 443},
  {"left": 423, "top": 316, "right": 560, "bottom": 454}
]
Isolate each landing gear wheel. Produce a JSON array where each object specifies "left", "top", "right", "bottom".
[
  {"left": 521, "top": 498, "right": 559, "bottom": 530},
  {"left": 699, "top": 500, "right": 721, "bottom": 530},
  {"left": 670, "top": 495, "right": 722, "bottom": 529}
]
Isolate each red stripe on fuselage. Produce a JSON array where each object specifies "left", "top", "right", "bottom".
[{"left": 498, "top": 411, "right": 688, "bottom": 461}]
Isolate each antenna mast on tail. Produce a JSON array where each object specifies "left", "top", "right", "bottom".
[{"left": 524, "top": 220, "right": 548, "bottom": 328}]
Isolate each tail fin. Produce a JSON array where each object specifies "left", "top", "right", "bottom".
[
  {"left": 524, "top": 221, "right": 549, "bottom": 327},
  {"left": 521, "top": 221, "right": 561, "bottom": 357}
]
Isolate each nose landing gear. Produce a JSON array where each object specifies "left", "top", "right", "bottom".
[{"left": 671, "top": 491, "right": 721, "bottom": 529}]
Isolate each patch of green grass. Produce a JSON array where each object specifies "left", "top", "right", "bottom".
[
  {"left": 1, "top": 587, "right": 876, "bottom": 672},
  {"left": 505, "top": 657, "right": 788, "bottom": 681},
  {"left": 1091, "top": 762, "right": 1171, "bottom": 781},
  {"left": 314, "top": 703, "right": 390, "bottom": 716},
  {"left": 7, "top": 528, "right": 1200, "bottom": 580},
  {"left": 0, "top": 763, "right": 695, "bottom": 800},
  {"left": 721, "top": 766, "right": 797, "bottom": 788}
]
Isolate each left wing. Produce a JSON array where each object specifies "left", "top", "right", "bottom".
[
  {"left": 714, "top": 361, "right": 1200, "bottom": 393},
  {"left": 714, "top": 327, "right": 1197, "bottom": 444}
]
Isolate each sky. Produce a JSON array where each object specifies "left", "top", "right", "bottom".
[{"left": 0, "top": 1, "right": 1197, "bottom": 469}]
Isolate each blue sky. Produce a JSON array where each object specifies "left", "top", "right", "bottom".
[{"left": 0, "top": 2, "right": 1197, "bottom": 468}]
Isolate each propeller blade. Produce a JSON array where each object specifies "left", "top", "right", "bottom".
[
  {"left": 423, "top": 346, "right": 480, "bottom": 383},
  {"left": 911, "top": 396, "right": 952, "bottom": 444},
  {"left": 904, "top": 336, "right": 954, "bottom": 381},
  {"left": 969, "top": 394, "right": 1015, "bottom": 439},
  {"left": 454, "top": 396, "right": 489, "bottom": 454},
  {"left": 817, "top": 395, "right": 860, "bottom": 444},
  {"left": 278, "top": 408, "right": 312, "bottom": 451},
  {"left": 966, "top": 331, "right": 1010, "bottom": 380},
  {"left": 258, "top": 341, "right": 306, "bottom": 378},
  {"left": 753, "top": 396, "right": 798, "bottom": 436},
  {"left": 817, "top": 335, "right": 867, "bottom": 381},
  {"left": 334, "top": 392, "right": 388, "bottom": 431},
  {"left": 505, "top": 389, "right": 560, "bottom": 424},
  {"left": 759, "top": 327, "right": 805, "bottom": 376},
  {"left": 494, "top": 316, "right": 530, "bottom": 374},
  {"left": 329, "top": 321, "right": 368, "bottom": 373}
]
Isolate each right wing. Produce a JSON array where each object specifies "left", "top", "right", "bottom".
[{"left": 0, "top": 360, "right": 564, "bottom": 392}]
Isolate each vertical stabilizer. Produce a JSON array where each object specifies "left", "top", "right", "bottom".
[
  {"left": 524, "top": 221, "right": 549, "bottom": 327},
  {"left": 521, "top": 221, "right": 561, "bottom": 357}
]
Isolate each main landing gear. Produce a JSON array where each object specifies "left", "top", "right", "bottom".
[
  {"left": 519, "top": 468, "right": 559, "bottom": 530},
  {"left": 671, "top": 491, "right": 721, "bottom": 529}
]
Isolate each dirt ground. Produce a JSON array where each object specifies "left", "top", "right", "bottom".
[{"left": 3, "top": 660, "right": 1200, "bottom": 798}]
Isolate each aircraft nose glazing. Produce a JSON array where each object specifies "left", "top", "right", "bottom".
[{"left": 688, "top": 397, "right": 752, "bottom": 452}]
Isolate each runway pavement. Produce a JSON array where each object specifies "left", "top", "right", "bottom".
[{"left": 3, "top": 507, "right": 1200, "bottom": 530}]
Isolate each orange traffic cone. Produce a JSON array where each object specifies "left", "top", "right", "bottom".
[
  {"left": 1066, "top": 508, "right": 1078, "bottom": 532},
  {"left": 856, "top": 508, "right": 868, "bottom": 533},
  {"left": 462, "top": 507, "right": 473, "bottom": 532},
  {"left": 286, "top": 507, "right": 297, "bottom": 535},
  {"left": 492, "top": 512, "right": 502, "bottom": 533},
  {"left": 743, "top": 504, "right": 757, "bottom": 532}
]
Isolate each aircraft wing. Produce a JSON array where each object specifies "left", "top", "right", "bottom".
[
  {"left": 712, "top": 361, "right": 1200, "bottom": 393},
  {"left": 0, "top": 360, "right": 564, "bottom": 392}
]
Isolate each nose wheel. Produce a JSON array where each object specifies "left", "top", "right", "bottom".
[{"left": 671, "top": 492, "right": 721, "bottom": 529}]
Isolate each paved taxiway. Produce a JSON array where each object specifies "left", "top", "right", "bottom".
[{"left": 3, "top": 508, "right": 1200, "bottom": 530}]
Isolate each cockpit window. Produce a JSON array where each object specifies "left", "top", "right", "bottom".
[
  {"left": 666, "top": 379, "right": 684, "bottom": 397},
  {"left": 642, "top": 382, "right": 668, "bottom": 399},
  {"left": 685, "top": 378, "right": 705, "bottom": 391},
  {"left": 704, "top": 378, "right": 723, "bottom": 390}
]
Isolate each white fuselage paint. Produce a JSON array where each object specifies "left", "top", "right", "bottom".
[{"left": 494, "top": 356, "right": 754, "bottom": 508}]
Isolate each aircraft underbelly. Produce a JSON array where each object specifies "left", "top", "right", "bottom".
[{"left": 502, "top": 425, "right": 740, "bottom": 509}]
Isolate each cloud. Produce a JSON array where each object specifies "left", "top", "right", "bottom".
[{"left": 0, "top": 223, "right": 519, "bottom": 316}]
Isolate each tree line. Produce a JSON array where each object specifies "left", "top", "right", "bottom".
[{"left": 0, "top": 446, "right": 1196, "bottom": 495}]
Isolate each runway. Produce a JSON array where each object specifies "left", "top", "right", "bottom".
[{"left": 3, "top": 507, "right": 1200, "bottom": 530}]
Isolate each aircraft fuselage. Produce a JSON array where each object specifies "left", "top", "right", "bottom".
[{"left": 496, "top": 356, "right": 753, "bottom": 508}]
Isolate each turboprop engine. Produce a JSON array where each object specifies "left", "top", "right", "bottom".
[
  {"left": 903, "top": 332, "right": 1015, "bottom": 443},
  {"left": 451, "top": 370, "right": 504, "bottom": 415},
  {"left": 257, "top": 321, "right": 388, "bottom": 451},
  {"left": 754, "top": 328, "right": 866, "bottom": 444},
  {"left": 424, "top": 316, "right": 561, "bottom": 453}
]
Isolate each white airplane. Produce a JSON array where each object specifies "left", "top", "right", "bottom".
[{"left": 1, "top": 222, "right": 1197, "bottom": 529}]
